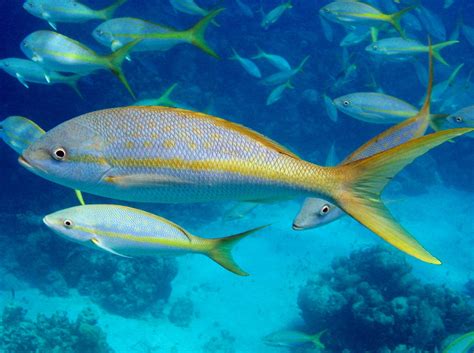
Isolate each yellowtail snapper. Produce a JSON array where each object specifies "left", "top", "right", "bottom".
[
  {"left": 23, "top": 0, "right": 127, "bottom": 30},
  {"left": 93, "top": 9, "right": 224, "bottom": 58},
  {"left": 0, "top": 58, "right": 82, "bottom": 97},
  {"left": 44, "top": 204, "right": 267, "bottom": 276},
  {"left": 21, "top": 30, "right": 140, "bottom": 99}
]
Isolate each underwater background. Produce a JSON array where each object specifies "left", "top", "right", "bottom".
[{"left": 0, "top": 0, "right": 474, "bottom": 352}]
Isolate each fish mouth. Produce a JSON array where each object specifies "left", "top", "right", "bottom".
[
  {"left": 292, "top": 223, "right": 304, "bottom": 231},
  {"left": 18, "top": 155, "right": 48, "bottom": 174},
  {"left": 43, "top": 216, "right": 52, "bottom": 227}
]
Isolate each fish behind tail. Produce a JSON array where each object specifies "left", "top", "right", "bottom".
[
  {"left": 326, "top": 127, "right": 473, "bottom": 264},
  {"left": 105, "top": 39, "right": 142, "bottom": 99},
  {"left": 98, "top": 0, "right": 128, "bottom": 20},
  {"left": 204, "top": 225, "right": 267, "bottom": 276},
  {"left": 184, "top": 8, "right": 225, "bottom": 59},
  {"left": 386, "top": 6, "right": 415, "bottom": 38}
]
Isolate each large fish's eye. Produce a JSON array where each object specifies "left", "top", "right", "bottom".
[
  {"left": 52, "top": 147, "right": 67, "bottom": 161},
  {"left": 320, "top": 204, "right": 331, "bottom": 216},
  {"left": 455, "top": 116, "right": 463, "bottom": 123},
  {"left": 343, "top": 100, "right": 350, "bottom": 107},
  {"left": 372, "top": 45, "right": 378, "bottom": 51},
  {"left": 63, "top": 219, "right": 73, "bottom": 228}
]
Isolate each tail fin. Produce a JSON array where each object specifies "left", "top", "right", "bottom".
[
  {"left": 251, "top": 45, "right": 266, "bottom": 60},
  {"left": 310, "top": 330, "right": 327, "bottom": 349},
  {"left": 99, "top": 0, "right": 127, "bottom": 20},
  {"left": 65, "top": 75, "right": 84, "bottom": 99},
  {"left": 206, "top": 225, "right": 267, "bottom": 276},
  {"left": 431, "top": 40, "right": 459, "bottom": 65},
  {"left": 185, "top": 8, "right": 224, "bottom": 58},
  {"left": 296, "top": 55, "right": 310, "bottom": 73},
  {"left": 158, "top": 83, "right": 179, "bottom": 107},
  {"left": 388, "top": 6, "right": 415, "bottom": 38},
  {"left": 330, "top": 128, "right": 473, "bottom": 264},
  {"left": 106, "top": 39, "right": 141, "bottom": 99}
]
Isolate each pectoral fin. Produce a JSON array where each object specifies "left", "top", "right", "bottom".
[
  {"left": 91, "top": 238, "right": 131, "bottom": 258},
  {"left": 103, "top": 174, "right": 193, "bottom": 187},
  {"left": 47, "top": 21, "right": 57, "bottom": 30},
  {"left": 15, "top": 73, "right": 29, "bottom": 88},
  {"left": 44, "top": 73, "right": 51, "bottom": 84}
]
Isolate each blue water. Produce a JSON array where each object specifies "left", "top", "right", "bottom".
[{"left": 1, "top": 0, "right": 473, "bottom": 352}]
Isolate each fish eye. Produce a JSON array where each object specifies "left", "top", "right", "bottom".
[
  {"left": 372, "top": 45, "right": 378, "bottom": 51},
  {"left": 63, "top": 219, "right": 73, "bottom": 228},
  {"left": 454, "top": 116, "right": 463, "bottom": 123},
  {"left": 52, "top": 147, "right": 67, "bottom": 161},
  {"left": 320, "top": 204, "right": 331, "bottom": 216},
  {"left": 342, "top": 100, "right": 350, "bottom": 107}
]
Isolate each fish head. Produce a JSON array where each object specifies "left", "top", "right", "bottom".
[
  {"left": 23, "top": 0, "right": 43, "bottom": 17},
  {"left": 92, "top": 24, "right": 115, "bottom": 48},
  {"left": 365, "top": 42, "right": 385, "bottom": 55},
  {"left": 333, "top": 93, "right": 361, "bottom": 115},
  {"left": 43, "top": 206, "right": 96, "bottom": 244},
  {"left": 446, "top": 110, "right": 474, "bottom": 137},
  {"left": 319, "top": 3, "right": 336, "bottom": 21},
  {"left": 20, "top": 118, "right": 112, "bottom": 189},
  {"left": 292, "top": 198, "right": 342, "bottom": 230}
]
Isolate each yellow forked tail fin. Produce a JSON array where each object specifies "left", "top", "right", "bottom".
[
  {"left": 206, "top": 225, "right": 267, "bottom": 276},
  {"left": 185, "top": 8, "right": 224, "bottom": 58},
  {"left": 107, "top": 39, "right": 142, "bottom": 99},
  {"left": 99, "top": 0, "right": 127, "bottom": 20},
  {"left": 388, "top": 6, "right": 415, "bottom": 38},
  {"left": 331, "top": 128, "right": 473, "bottom": 264}
]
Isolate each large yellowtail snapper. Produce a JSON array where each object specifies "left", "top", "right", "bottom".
[
  {"left": 92, "top": 9, "right": 224, "bottom": 58},
  {"left": 17, "top": 101, "right": 473, "bottom": 264},
  {"left": 21, "top": 30, "right": 140, "bottom": 98},
  {"left": 23, "top": 0, "right": 127, "bottom": 30},
  {"left": 43, "top": 204, "right": 266, "bottom": 276}
]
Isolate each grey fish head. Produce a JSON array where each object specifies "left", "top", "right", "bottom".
[
  {"left": 43, "top": 206, "right": 95, "bottom": 244},
  {"left": 292, "top": 198, "right": 343, "bottom": 230},
  {"left": 365, "top": 41, "right": 384, "bottom": 55},
  {"left": 23, "top": 0, "right": 42, "bottom": 18},
  {"left": 319, "top": 3, "right": 337, "bottom": 21},
  {"left": 333, "top": 94, "right": 360, "bottom": 115},
  {"left": 92, "top": 22, "right": 115, "bottom": 48},
  {"left": 446, "top": 106, "right": 474, "bottom": 137},
  {"left": 20, "top": 118, "right": 112, "bottom": 189}
]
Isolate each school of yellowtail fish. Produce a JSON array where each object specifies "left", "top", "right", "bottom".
[{"left": 0, "top": 0, "right": 474, "bottom": 349}]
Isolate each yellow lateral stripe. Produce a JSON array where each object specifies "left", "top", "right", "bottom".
[{"left": 74, "top": 224, "right": 193, "bottom": 248}]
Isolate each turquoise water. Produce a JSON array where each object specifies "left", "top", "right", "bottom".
[{"left": 1, "top": 0, "right": 474, "bottom": 352}]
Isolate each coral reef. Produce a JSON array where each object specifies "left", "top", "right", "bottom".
[
  {"left": 0, "top": 304, "right": 114, "bottom": 353},
  {"left": 168, "top": 297, "right": 194, "bottom": 327},
  {"left": 0, "top": 226, "right": 178, "bottom": 316},
  {"left": 298, "top": 246, "right": 474, "bottom": 352},
  {"left": 202, "top": 329, "right": 236, "bottom": 353}
]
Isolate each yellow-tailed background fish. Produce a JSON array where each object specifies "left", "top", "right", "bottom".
[{"left": 44, "top": 204, "right": 266, "bottom": 276}]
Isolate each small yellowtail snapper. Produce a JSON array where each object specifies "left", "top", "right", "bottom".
[
  {"left": 21, "top": 31, "right": 140, "bottom": 99},
  {"left": 251, "top": 47, "right": 291, "bottom": 71},
  {"left": 441, "top": 105, "right": 474, "bottom": 138},
  {"left": 366, "top": 37, "right": 459, "bottom": 66},
  {"left": 260, "top": 1, "right": 293, "bottom": 30},
  {"left": 260, "top": 55, "right": 309, "bottom": 86},
  {"left": 23, "top": 0, "right": 127, "bottom": 30},
  {"left": 0, "top": 58, "right": 83, "bottom": 98},
  {"left": 43, "top": 204, "right": 266, "bottom": 276},
  {"left": 0, "top": 116, "right": 85, "bottom": 205},
  {"left": 319, "top": 1, "right": 414, "bottom": 38},
  {"left": 229, "top": 48, "right": 262, "bottom": 78},
  {"left": 293, "top": 45, "right": 449, "bottom": 231},
  {"left": 133, "top": 83, "right": 180, "bottom": 107},
  {"left": 18, "top": 102, "right": 472, "bottom": 264},
  {"left": 170, "top": 0, "right": 212, "bottom": 17},
  {"left": 92, "top": 8, "right": 224, "bottom": 59},
  {"left": 0, "top": 116, "right": 45, "bottom": 155},
  {"left": 263, "top": 329, "right": 326, "bottom": 348}
]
